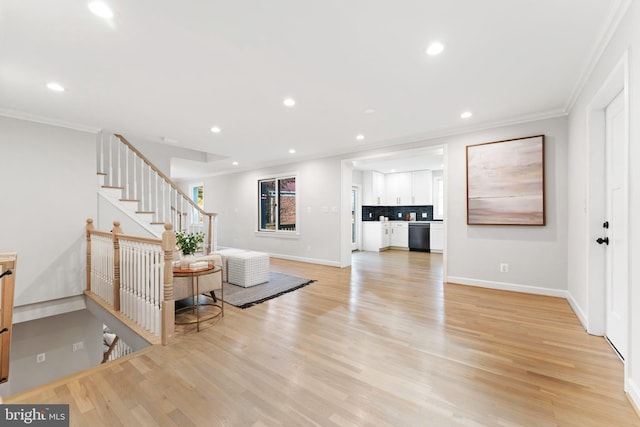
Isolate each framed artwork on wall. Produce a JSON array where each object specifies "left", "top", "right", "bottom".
[{"left": 466, "top": 134, "right": 545, "bottom": 226}]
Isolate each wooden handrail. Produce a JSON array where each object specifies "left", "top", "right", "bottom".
[
  {"left": 0, "top": 252, "right": 17, "bottom": 383},
  {"left": 112, "top": 134, "right": 217, "bottom": 252},
  {"left": 101, "top": 335, "right": 120, "bottom": 364},
  {"left": 114, "top": 134, "right": 214, "bottom": 218}
]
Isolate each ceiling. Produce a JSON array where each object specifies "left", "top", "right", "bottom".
[
  {"left": 0, "top": 1, "right": 624, "bottom": 180},
  {"left": 352, "top": 146, "right": 444, "bottom": 174}
]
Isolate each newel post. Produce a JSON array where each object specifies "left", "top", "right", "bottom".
[
  {"left": 161, "top": 222, "right": 176, "bottom": 345},
  {"left": 86, "top": 219, "right": 94, "bottom": 292},
  {"left": 112, "top": 221, "right": 122, "bottom": 311},
  {"left": 206, "top": 214, "right": 213, "bottom": 254}
]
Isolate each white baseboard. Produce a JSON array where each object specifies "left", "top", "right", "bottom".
[
  {"left": 446, "top": 276, "right": 568, "bottom": 298},
  {"left": 566, "top": 291, "right": 589, "bottom": 332},
  {"left": 268, "top": 253, "right": 341, "bottom": 268},
  {"left": 626, "top": 378, "right": 640, "bottom": 415},
  {"left": 13, "top": 295, "right": 86, "bottom": 324}
]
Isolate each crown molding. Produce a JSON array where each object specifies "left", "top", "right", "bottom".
[
  {"left": 564, "top": 0, "right": 633, "bottom": 112},
  {"left": 0, "top": 108, "right": 100, "bottom": 134}
]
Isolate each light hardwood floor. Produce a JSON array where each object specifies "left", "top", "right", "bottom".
[{"left": 7, "top": 251, "right": 640, "bottom": 426}]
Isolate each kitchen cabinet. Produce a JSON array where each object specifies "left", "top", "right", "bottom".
[
  {"left": 384, "top": 172, "right": 412, "bottom": 205},
  {"left": 364, "top": 169, "right": 434, "bottom": 206},
  {"left": 411, "top": 170, "right": 433, "bottom": 205},
  {"left": 362, "top": 221, "right": 390, "bottom": 252},
  {"left": 362, "top": 171, "right": 385, "bottom": 205},
  {"left": 429, "top": 221, "right": 443, "bottom": 253},
  {"left": 390, "top": 222, "right": 409, "bottom": 248}
]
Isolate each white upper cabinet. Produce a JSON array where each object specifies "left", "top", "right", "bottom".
[
  {"left": 411, "top": 170, "right": 433, "bottom": 205},
  {"left": 364, "top": 170, "right": 435, "bottom": 205},
  {"left": 362, "top": 171, "right": 385, "bottom": 205},
  {"left": 384, "top": 172, "right": 412, "bottom": 205}
]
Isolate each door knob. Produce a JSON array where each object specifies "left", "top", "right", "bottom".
[{"left": 596, "top": 237, "right": 609, "bottom": 245}]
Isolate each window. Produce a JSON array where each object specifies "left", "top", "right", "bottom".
[
  {"left": 190, "top": 183, "right": 204, "bottom": 224},
  {"left": 259, "top": 176, "right": 296, "bottom": 232}
]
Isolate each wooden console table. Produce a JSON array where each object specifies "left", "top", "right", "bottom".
[{"left": 173, "top": 264, "right": 223, "bottom": 331}]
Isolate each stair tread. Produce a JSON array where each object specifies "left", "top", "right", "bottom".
[
  {"left": 97, "top": 172, "right": 107, "bottom": 176},
  {"left": 120, "top": 199, "right": 140, "bottom": 202},
  {"left": 102, "top": 185, "right": 124, "bottom": 190},
  {"left": 136, "top": 211, "right": 155, "bottom": 214}
]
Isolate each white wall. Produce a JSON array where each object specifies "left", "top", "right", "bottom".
[
  {"left": 97, "top": 193, "right": 156, "bottom": 237},
  {"left": 352, "top": 169, "right": 363, "bottom": 185},
  {"left": 445, "top": 118, "right": 568, "bottom": 295},
  {"left": 196, "top": 156, "right": 344, "bottom": 266},
  {"left": 566, "top": 0, "right": 640, "bottom": 405},
  {"left": 0, "top": 309, "right": 102, "bottom": 397},
  {"left": 341, "top": 116, "right": 568, "bottom": 295},
  {"left": 126, "top": 136, "right": 208, "bottom": 178},
  {"left": 0, "top": 116, "right": 96, "bottom": 306}
]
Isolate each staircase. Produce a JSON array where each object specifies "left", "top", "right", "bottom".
[{"left": 96, "top": 131, "right": 217, "bottom": 252}]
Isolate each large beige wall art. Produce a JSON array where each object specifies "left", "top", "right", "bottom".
[{"left": 466, "top": 135, "right": 545, "bottom": 226}]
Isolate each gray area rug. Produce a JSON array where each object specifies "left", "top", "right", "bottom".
[{"left": 223, "top": 272, "right": 315, "bottom": 309}]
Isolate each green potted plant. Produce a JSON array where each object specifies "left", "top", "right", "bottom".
[{"left": 175, "top": 231, "right": 205, "bottom": 267}]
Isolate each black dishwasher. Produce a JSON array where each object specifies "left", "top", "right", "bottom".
[{"left": 408, "top": 222, "right": 430, "bottom": 252}]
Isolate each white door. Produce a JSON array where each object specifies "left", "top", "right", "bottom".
[{"left": 604, "top": 91, "right": 628, "bottom": 360}]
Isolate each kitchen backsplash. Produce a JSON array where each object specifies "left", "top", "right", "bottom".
[{"left": 362, "top": 205, "right": 434, "bottom": 221}]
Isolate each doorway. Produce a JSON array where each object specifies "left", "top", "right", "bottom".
[
  {"left": 604, "top": 90, "right": 628, "bottom": 360},
  {"left": 585, "top": 52, "right": 629, "bottom": 367},
  {"left": 351, "top": 186, "right": 360, "bottom": 251}
]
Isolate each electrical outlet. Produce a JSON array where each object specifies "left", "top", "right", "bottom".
[
  {"left": 36, "top": 353, "right": 46, "bottom": 363},
  {"left": 500, "top": 263, "right": 509, "bottom": 273},
  {"left": 72, "top": 342, "right": 84, "bottom": 352}
]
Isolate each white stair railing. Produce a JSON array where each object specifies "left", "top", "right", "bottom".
[
  {"left": 89, "top": 232, "right": 115, "bottom": 306},
  {"left": 96, "top": 131, "right": 217, "bottom": 253},
  {"left": 119, "top": 238, "right": 164, "bottom": 337},
  {"left": 86, "top": 219, "right": 176, "bottom": 345}
]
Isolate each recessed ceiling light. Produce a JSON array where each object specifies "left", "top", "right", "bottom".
[
  {"left": 356, "top": 134, "right": 365, "bottom": 141},
  {"left": 210, "top": 126, "right": 221, "bottom": 133},
  {"left": 46, "top": 82, "right": 65, "bottom": 92},
  {"left": 460, "top": 111, "right": 473, "bottom": 119},
  {"left": 289, "top": 149, "right": 296, "bottom": 154},
  {"left": 364, "top": 108, "right": 375, "bottom": 114},
  {"left": 283, "top": 98, "right": 296, "bottom": 107},
  {"left": 390, "top": 169, "right": 396, "bottom": 173},
  {"left": 426, "top": 42, "right": 444, "bottom": 56},
  {"left": 88, "top": 1, "right": 114, "bottom": 19},
  {"left": 440, "top": 164, "right": 444, "bottom": 168},
  {"left": 232, "top": 161, "right": 238, "bottom": 166}
]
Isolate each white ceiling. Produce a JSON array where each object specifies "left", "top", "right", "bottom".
[
  {"left": 352, "top": 146, "right": 444, "bottom": 174},
  {"left": 0, "top": 1, "right": 624, "bottom": 180}
]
